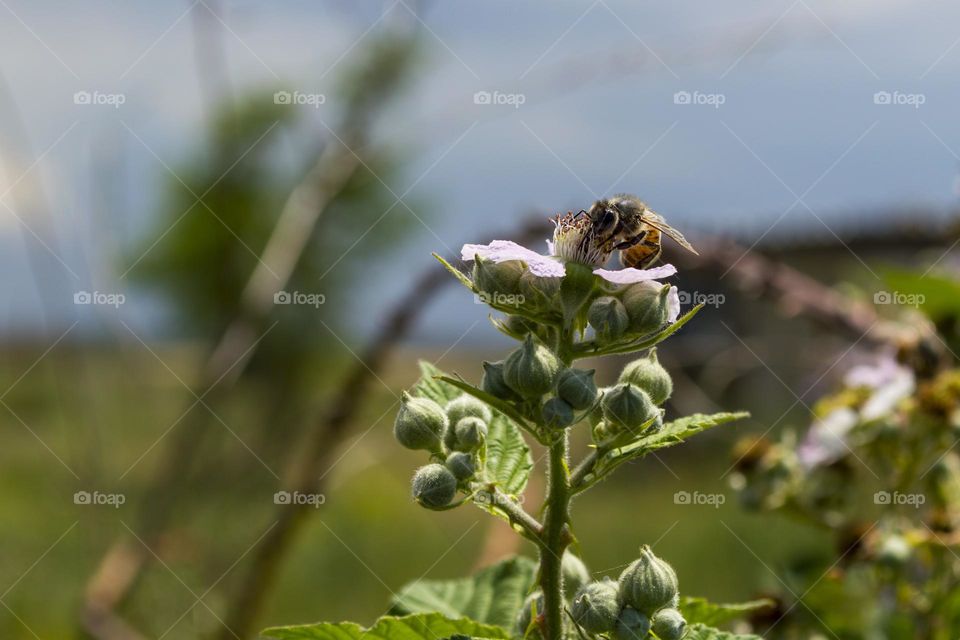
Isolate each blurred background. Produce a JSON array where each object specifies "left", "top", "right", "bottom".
[{"left": 2, "top": 1, "right": 959, "bottom": 638}]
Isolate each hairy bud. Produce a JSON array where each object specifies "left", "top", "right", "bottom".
[
  {"left": 618, "top": 545, "right": 679, "bottom": 615},
  {"left": 542, "top": 397, "right": 575, "bottom": 429},
  {"left": 444, "top": 396, "right": 490, "bottom": 451},
  {"left": 394, "top": 392, "right": 447, "bottom": 452},
  {"left": 651, "top": 608, "right": 687, "bottom": 640},
  {"left": 556, "top": 368, "right": 599, "bottom": 410},
  {"left": 588, "top": 296, "right": 629, "bottom": 342},
  {"left": 619, "top": 348, "right": 673, "bottom": 405},
  {"left": 411, "top": 464, "right": 458, "bottom": 508},
  {"left": 519, "top": 270, "right": 561, "bottom": 313},
  {"left": 602, "top": 383, "right": 658, "bottom": 434},
  {"left": 453, "top": 416, "right": 487, "bottom": 452},
  {"left": 562, "top": 552, "right": 591, "bottom": 595},
  {"left": 473, "top": 258, "right": 523, "bottom": 298},
  {"left": 613, "top": 607, "right": 651, "bottom": 640},
  {"left": 571, "top": 579, "right": 619, "bottom": 633},
  {"left": 445, "top": 451, "right": 476, "bottom": 481},
  {"left": 481, "top": 360, "right": 520, "bottom": 401},
  {"left": 621, "top": 282, "right": 672, "bottom": 335},
  {"left": 504, "top": 335, "right": 562, "bottom": 399}
]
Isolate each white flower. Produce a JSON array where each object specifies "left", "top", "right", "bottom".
[
  {"left": 845, "top": 353, "right": 915, "bottom": 421},
  {"left": 798, "top": 407, "right": 859, "bottom": 469}
]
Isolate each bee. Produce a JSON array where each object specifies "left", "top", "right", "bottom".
[{"left": 582, "top": 194, "right": 698, "bottom": 268}]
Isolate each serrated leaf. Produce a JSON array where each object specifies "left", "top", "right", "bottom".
[
  {"left": 390, "top": 556, "right": 538, "bottom": 630},
  {"left": 681, "top": 596, "right": 774, "bottom": 626},
  {"left": 262, "top": 613, "right": 512, "bottom": 640},
  {"left": 683, "top": 623, "right": 763, "bottom": 640},
  {"left": 484, "top": 414, "right": 533, "bottom": 496},
  {"left": 574, "top": 304, "right": 703, "bottom": 359},
  {"left": 616, "top": 412, "right": 750, "bottom": 458},
  {"left": 414, "top": 361, "right": 463, "bottom": 405}
]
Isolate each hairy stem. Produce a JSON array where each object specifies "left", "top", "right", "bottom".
[{"left": 540, "top": 434, "right": 571, "bottom": 640}]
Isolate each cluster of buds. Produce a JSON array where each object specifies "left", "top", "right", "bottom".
[
  {"left": 395, "top": 392, "right": 492, "bottom": 508},
  {"left": 556, "top": 545, "right": 686, "bottom": 640}
]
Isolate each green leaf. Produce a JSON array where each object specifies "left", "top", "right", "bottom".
[
  {"left": 262, "top": 613, "right": 512, "bottom": 640},
  {"left": 574, "top": 304, "right": 703, "bottom": 359},
  {"left": 390, "top": 556, "right": 538, "bottom": 630},
  {"left": 484, "top": 413, "right": 534, "bottom": 496},
  {"left": 414, "top": 361, "right": 463, "bottom": 405},
  {"left": 683, "top": 623, "right": 763, "bottom": 640},
  {"left": 681, "top": 596, "right": 775, "bottom": 627},
  {"left": 434, "top": 253, "right": 475, "bottom": 291}
]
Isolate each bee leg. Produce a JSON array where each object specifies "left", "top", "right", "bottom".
[{"left": 613, "top": 231, "right": 646, "bottom": 251}]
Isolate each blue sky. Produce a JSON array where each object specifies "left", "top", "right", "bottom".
[{"left": 1, "top": 0, "right": 959, "bottom": 341}]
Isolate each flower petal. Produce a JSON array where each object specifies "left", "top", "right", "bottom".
[
  {"left": 592, "top": 263, "right": 678, "bottom": 284},
  {"left": 666, "top": 285, "right": 680, "bottom": 322},
  {"left": 460, "top": 240, "right": 566, "bottom": 278}
]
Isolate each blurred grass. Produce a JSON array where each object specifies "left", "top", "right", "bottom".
[{"left": 0, "top": 344, "right": 826, "bottom": 638}]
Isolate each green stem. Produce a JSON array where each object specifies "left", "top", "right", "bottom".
[{"left": 540, "top": 433, "right": 571, "bottom": 640}]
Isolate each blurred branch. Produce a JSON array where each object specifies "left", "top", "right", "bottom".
[{"left": 219, "top": 217, "right": 550, "bottom": 639}]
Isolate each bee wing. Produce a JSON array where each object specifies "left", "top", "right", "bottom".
[{"left": 641, "top": 211, "right": 699, "bottom": 255}]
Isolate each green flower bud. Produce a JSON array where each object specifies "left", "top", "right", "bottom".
[
  {"left": 519, "top": 270, "right": 561, "bottom": 312},
  {"left": 621, "top": 282, "right": 671, "bottom": 335},
  {"left": 542, "top": 397, "right": 575, "bottom": 429},
  {"left": 618, "top": 545, "right": 679, "bottom": 615},
  {"left": 556, "top": 368, "right": 599, "bottom": 410},
  {"left": 473, "top": 258, "right": 523, "bottom": 298},
  {"left": 516, "top": 591, "right": 544, "bottom": 637},
  {"left": 504, "top": 314, "right": 537, "bottom": 337},
  {"left": 619, "top": 348, "right": 673, "bottom": 405},
  {"left": 452, "top": 416, "right": 487, "bottom": 452},
  {"left": 411, "top": 463, "right": 458, "bottom": 508},
  {"left": 562, "top": 552, "right": 591, "bottom": 595},
  {"left": 503, "top": 335, "right": 562, "bottom": 399},
  {"left": 651, "top": 608, "right": 686, "bottom": 640},
  {"left": 394, "top": 392, "right": 447, "bottom": 452},
  {"left": 445, "top": 451, "right": 476, "bottom": 481},
  {"left": 446, "top": 395, "right": 493, "bottom": 425},
  {"left": 571, "top": 578, "right": 619, "bottom": 633},
  {"left": 613, "top": 607, "right": 651, "bottom": 640},
  {"left": 481, "top": 360, "right": 520, "bottom": 401},
  {"left": 602, "top": 383, "right": 658, "bottom": 434},
  {"left": 588, "top": 296, "right": 629, "bottom": 342}
]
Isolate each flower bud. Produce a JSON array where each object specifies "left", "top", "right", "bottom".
[
  {"left": 473, "top": 258, "right": 523, "bottom": 298},
  {"left": 617, "top": 545, "right": 679, "bottom": 615},
  {"left": 613, "top": 607, "right": 650, "bottom": 640},
  {"left": 542, "top": 397, "right": 575, "bottom": 429},
  {"left": 481, "top": 360, "right": 520, "bottom": 401},
  {"left": 651, "top": 608, "right": 686, "bottom": 640},
  {"left": 562, "top": 552, "right": 591, "bottom": 595},
  {"left": 452, "top": 416, "right": 487, "bottom": 451},
  {"left": 519, "top": 270, "right": 561, "bottom": 312},
  {"left": 394, "top": 392, "right": 447, "bottom": 452},
  {"left": 619, "top": 348, "right": 673, "bottom": 405},
  {"left": 621, "top": 282, "right": 672, "bottom": 335},
  {"left": 504, "top": 314, "right": 537, "bottom": 337},
  {"left": 571, "top": 579, "right": 619, "bottom": 633},
  {"left": 602, "top": 383, "right": 658, "bottom": 434},
  {"left": 516, "top": 591, "right": 544, "bottom": 636},
  {"left": 446, "top": 395, "right": 493, "bottom": 425},
  {"left": 411, "top": 463, "right": 458, "bottom": 508},
  {"left": 588, "top": 296, "right": 629, "bottom": 342},
  {"left": 445, "top": 451, "right": 476, "bottom": 481},
  {"left": 503, "top": 335, "right": 562, "bottom": 399},
  {"left": 556, "top": 368, "right": 599, "bottom": 410}
]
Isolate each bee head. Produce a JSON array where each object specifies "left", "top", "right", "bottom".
[{"left": 588, "top": 199, "right": 620, "bottom": 238}]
